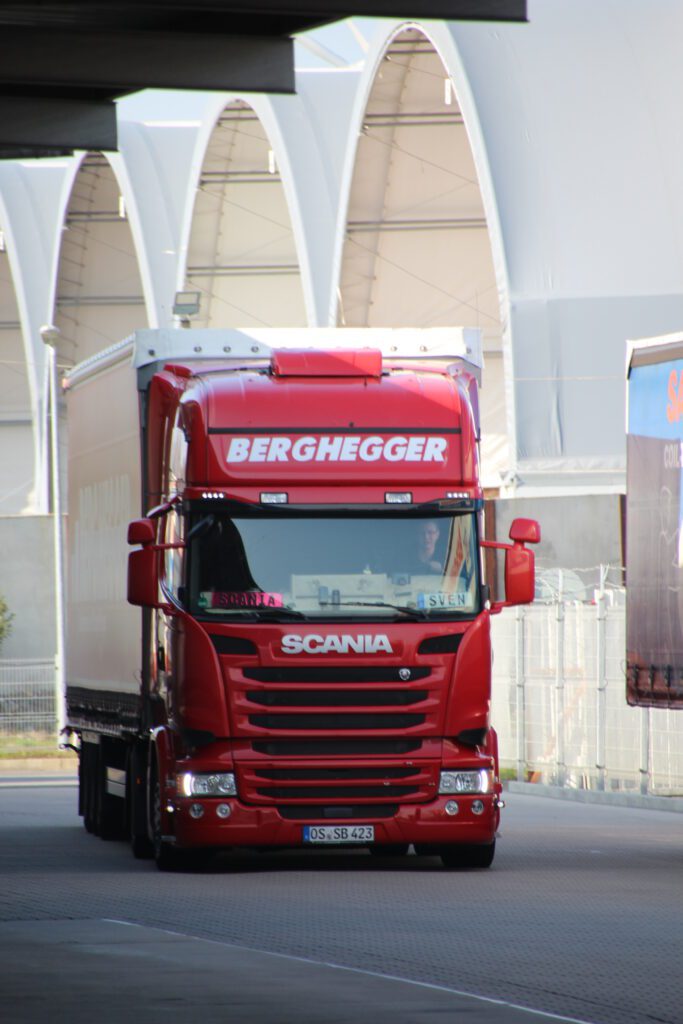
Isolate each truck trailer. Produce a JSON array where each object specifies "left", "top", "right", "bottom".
[
  {"left": 626, "top": 332, "right": 683, "bottom": 706},
  {"left": 64, "top": 327, "right": 539, "bottom": 870}
]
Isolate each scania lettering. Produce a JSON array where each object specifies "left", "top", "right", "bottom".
[
  {"left": 281, "top": 634, "right": 394, "bottom": 655},
  {"left": 63, "top": 327, "right": 539, "bottom": 871}
]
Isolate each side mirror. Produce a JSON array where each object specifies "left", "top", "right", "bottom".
[
  {"left": 504, "top": 544, "right": 535, "bottom": 606},
  {"left": 128, "top": 518, "right": 155, "bottom": 545},
  {"left": 509, "top": 517, "right": 541, "bottom": 545},
  {"left": 128, "top": 547, "right": 160, "bottom": 607},
  {"left": 484, "top": 517, "right": 540, "bottom": 611}
]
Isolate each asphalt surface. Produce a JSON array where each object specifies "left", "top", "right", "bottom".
[{"left": 1, "top": 772, "right": 682, "bottom": 1024}]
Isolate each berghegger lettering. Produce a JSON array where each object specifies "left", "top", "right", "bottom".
[{"left": 226, "top": 435, "right": 448, "bottom": 464}]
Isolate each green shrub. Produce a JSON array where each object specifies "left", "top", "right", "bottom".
[{"left": 0, "top": 593, "right": 14, "bottom": 652}]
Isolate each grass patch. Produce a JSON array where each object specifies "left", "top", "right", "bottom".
[{"left": 0, "top": 732, "right": 75, "bottom": 759}]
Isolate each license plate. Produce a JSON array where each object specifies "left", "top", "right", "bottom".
[{"left": 303, "top": 824, "right": 375, "bottom": 844}]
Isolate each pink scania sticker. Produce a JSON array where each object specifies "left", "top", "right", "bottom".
[{"left": 199, "top": 591, "right": 283, "bottom": 609}]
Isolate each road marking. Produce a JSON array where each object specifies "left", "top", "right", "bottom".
[
  {"left": 0, "top": 778, "right": 77, "bottom": 788},
  {"left": 103, "top": 919, "right": 597, "bottom": 1024}
]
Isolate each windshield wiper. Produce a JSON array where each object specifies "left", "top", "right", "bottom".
[
  {"left": 246, "top": 606, "right": 307, "bottom": 621},
  {"left": 331, "top": 601, "right": 429, "bottom": 620}
]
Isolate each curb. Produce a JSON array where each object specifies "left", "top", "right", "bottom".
[
  {"left": 507, "top": 780, "right": 683, "bottom": 814},
  {"left": 0, "top": 756, "right": 78, "bottom": 773}
]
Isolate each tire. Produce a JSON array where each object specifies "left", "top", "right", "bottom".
[
  {"left": 150, "top": 766, "right": 201, "bottom": 872},
  {"left": 440, "top": 840, "right": 496, "bottom": 870},
  {"left": 83, "top": 743, "right": 97, "bottom": 834},
  {"left": 128, "top": 744, "right": 153, "bottom": 860},
  {"left": 369, "top": 844, "right": 410, "bottom": 857},
  {"left": 98, "top": 741, "right": 126, "bottom": 841}
]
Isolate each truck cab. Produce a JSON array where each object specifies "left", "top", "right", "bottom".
[{"left": 127, "top": 340, "right": 537, "bottom": 868}]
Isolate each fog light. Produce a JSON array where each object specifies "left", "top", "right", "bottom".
[
  {"left": 471, "top": 800, "right": 485, "bottom": 815},
  {"left": 189, "top": 803, "right": 204, "bottom": 819},
  {"left": 216, "top": 803, "right": 232, "bottom": 819},
  {"left": 445, "top": 800, "right": 459, "bottom": 816}
]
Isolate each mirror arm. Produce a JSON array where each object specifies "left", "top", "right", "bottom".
[{"left": 481, "top": 539, "right": 512, "bottom": 553}]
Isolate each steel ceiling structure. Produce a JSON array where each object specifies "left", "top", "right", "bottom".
[{"left": 0, "top": 1, "right": 525, "bottom": 158}]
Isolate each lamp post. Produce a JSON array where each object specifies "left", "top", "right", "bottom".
[{"left": 40, "top": 325, "right": 66, "bottom": 739}]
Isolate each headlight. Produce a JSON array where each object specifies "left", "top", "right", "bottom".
[
  {"left": 438, "top": 769, "right": 491, "bottom": 795},
  {"left": 178, "top": 772, "right": 237, "bottom": 797}
]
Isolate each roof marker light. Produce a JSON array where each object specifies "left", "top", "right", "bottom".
[
  {"left": 261, "top": 492, "right": 288, "bottom": 504},
  {"left": 385, "top": 492, "right": 412, "bottom": 504}
]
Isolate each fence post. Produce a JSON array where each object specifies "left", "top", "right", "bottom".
[
  {"left": 595, "top": 571, "right": 607, "bottom": 791},
  {"left": 639, "top": 706, "right": 650, "bottom": 795},
  {"left": 555, "top": 586, "right": 565, "bottom": 787},
  {"left": 515, "top": 604, "right": 526, "bottom": 781}
]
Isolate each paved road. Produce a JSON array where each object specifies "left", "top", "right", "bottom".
[{"left": 1, "top": 776, "right": 682, "bottom": 1024}]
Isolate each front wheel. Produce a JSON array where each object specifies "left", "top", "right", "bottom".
[
  {"left": 150, "top": 769, "right": 208, "bottom": 871},
  {"left": 151, "top": 769, "right": 181, "bottom": 871},
  {"left": 440, "top": 840, "right": 495, "bottom": 870}
]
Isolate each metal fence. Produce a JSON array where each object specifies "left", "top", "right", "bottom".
[
  {"left": 491, "top": 592, "right": 683, "bottom": 794},
  {"left": 0, "top": 659, "right": 57, "bottom": 736}
]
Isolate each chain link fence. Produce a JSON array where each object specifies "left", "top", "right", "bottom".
[
  {"left": 492, "top": 583, "right": 683, "bottom": 794},
  {"left": 0, "top": 659, "right": 58, "bottom": 738}
]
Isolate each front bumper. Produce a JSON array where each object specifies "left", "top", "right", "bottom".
[{"left": 167, "top": 793, "right": 500, "bottom": 849}]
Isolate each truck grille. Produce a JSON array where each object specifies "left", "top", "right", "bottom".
[
  {"left": 246, "top": 689, "right": 427, "bottom": 707},
  {"left": 238, "top": 754, "right": 436, "bottom": 805},
  {"left": 232, "top": 661, "right": 438, "bottom": 739},
  {"left": 251, "top": 739, "right": 422, "bottom": 756},
  {"left": 217, "top": 644, "right": 454, "bottom": 808},
  {"left": 248, "top": 713, "right": 425, "bottom": 730},
  {"left": 243, "top": 666, "right": 430, "bottom": 683}
]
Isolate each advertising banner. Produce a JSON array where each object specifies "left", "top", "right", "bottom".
[{"left": 627, "top": 357, "right": 683, "bottom": 706}]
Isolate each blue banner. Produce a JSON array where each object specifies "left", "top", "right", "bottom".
[{"left": 629, "top": 359, "right": 683, "bottom": 440}]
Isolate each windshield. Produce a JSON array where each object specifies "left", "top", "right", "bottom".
[{"left": 187, "top": 509, "right": 480, "bottom": 622}]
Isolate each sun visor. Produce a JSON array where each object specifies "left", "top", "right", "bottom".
[{"left": 271, "top": 348, "right": 382, "bottom": 378}]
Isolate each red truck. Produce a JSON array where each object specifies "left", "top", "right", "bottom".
[{"left": 64, "top": 328, "right": 539, "bottom": 870}]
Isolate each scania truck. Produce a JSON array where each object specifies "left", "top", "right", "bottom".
[{"left": 64, "top": 327, "right": 539, "bottom": 870}]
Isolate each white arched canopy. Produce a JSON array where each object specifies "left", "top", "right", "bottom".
[
  {"left": 337, "top": 24, "right": 509, "bottom": 488},
  {"left": 0, "top": 237, "right": 31, "bottom": 513},
  {"left": 184, "top": 100, "right": 306, "bottom": 328},
  {"left": 54, "top": 152, "right": 147, "bottom": 366}
]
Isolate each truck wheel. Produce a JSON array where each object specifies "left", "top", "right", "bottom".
[
  {"left": 83, "top": 744, "right": 98, "bottom": 834},
  {"left": 98, "top": 742, "right": 126, "bottom": 841},
  {"left": 440, "top": 841, "right": 495, "bottom": 869},
  {"left": 151, "top": 767, "right": 196, "bottom": 871},
  {"left": 128, "top": 745, "right": 153, "bottom": 859}
]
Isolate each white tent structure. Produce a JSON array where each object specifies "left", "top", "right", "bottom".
[{"left": 3, "top": 3, "right": 683, "bottom": 526}]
